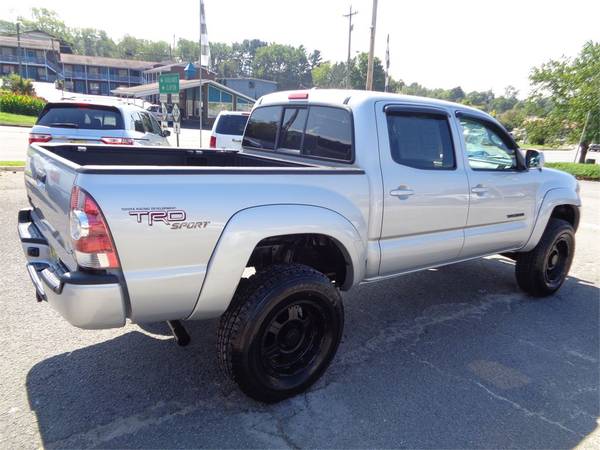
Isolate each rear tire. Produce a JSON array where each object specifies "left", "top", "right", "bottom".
[
  {"left": 515, "top": 218, "right": 575, "bottom": 297},
  {"left": 217, "top": 264, "right": 344, "bottom": 402}
]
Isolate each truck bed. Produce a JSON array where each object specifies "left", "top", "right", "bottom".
[{"left": 36, "top": 144, "right": 311, "bottom": 171}]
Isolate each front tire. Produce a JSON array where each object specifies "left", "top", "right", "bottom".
[
  {"left": 217, "top": 264, "right": 344, "bottom": 402},
  {"left": 515, "top": 218, "right": 575, "bottom": 297}
]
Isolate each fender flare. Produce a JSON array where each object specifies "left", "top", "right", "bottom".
[
  {"left": 521, "top": 187, "right": 581, "bottom": 252},
  {"left": 187, "top": 204, "right": 366, "bottom": 320}
]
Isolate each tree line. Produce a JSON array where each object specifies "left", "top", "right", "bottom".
[{"left": 2, "top": 9, "right": 597, "bottom": 157}]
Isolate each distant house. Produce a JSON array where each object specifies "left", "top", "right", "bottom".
[{"left": 219, "top": 77, "right": 278, "bottom": 100}]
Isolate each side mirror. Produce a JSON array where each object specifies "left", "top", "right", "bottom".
[
  {"left": 525, "top": 149, "right": 544, "bottom": 169},
  {"left": 162, "top": 130, "right": 171, "bottom": 137}
]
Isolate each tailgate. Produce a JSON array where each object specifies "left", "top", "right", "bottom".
[{"left": 25, "top": 145, "right": 79, "bottom": 270}]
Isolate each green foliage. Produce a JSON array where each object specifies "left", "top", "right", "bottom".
[
  {"left": 0, "top": 92, "right": 46, "bottom": 116},
  {"left": 1, "top": 74, "right": 36, "bottom": 96},
  {"left": 252, "top": 44, "right": 312, "bottom": 89},
  {"left": 545, "top": 162, "right": 600, "bottom": 181},
  {"left": 71, "top": 28, "right": 117, "bottom": 57},
  {"left": 530, "top": 41, "right": 600, "bottom": 159},
  {"left": 0, "top": 160, "right": 26, "bottom": 166},
  {"left": 18, "top": 8, "right": 71, "bottom": 42}
]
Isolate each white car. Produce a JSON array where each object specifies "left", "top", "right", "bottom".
[
  {"left": 30, "top": 100, "right": 170, "bottom": 146},
  {"left": 146, "top": 104, "right": 173, "bottom": 123},
  {"left": 209, "top": 111, "right": 249, "bottom": 149}
]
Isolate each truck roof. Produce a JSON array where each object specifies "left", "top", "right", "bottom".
[{"left": 258, "top": 88, "right": 490, "bottom": 118}]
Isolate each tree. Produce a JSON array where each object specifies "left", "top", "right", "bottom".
[
  {"left": 178, "top": 38, "right": 199, "bottom": 62},
  {"left": 210, "top": 42, "right": 240, "bottom": 77},
  {"left": 350, "top": 52, "right": 385, "bottom": 91},
  {"left": 18, "top": 8, "right": 71, "bottom": 42},
  {"left": 1, "top": 74, "right": 36, "bottom": 95},
  {"left": 252, "top": 43, "right": 312, "bottom": 89},
  {"left": 530, "top": 41, "right": 600, "bottom": 161},
  {"left": 308, "top": 50, "right": 322, "bottom": 69},
  {"left": 71, "top": 28, "right": 117, "bottom": 57}
]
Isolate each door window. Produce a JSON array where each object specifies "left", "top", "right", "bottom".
[
  {"left": 459, "top": 118, "right": 518, "bottom": 170},
  {"left": 243, "top": 106, "right": 282, "bottom": 150},
  {"left": 278, "top": 107, "right": 308, "bottom": 151},
  {"left": 386, "top": 112, "right": 455, "bottom": 170}
]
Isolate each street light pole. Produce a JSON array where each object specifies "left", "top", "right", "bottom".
[
  {"left": 365, "top": 0, "right": 378, "bottom": 91},
  {"left": 343, "top": 5, "right": 358, "bottom": 89}
]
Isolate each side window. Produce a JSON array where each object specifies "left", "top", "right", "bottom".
[
  {"left": 147, "top": 114, "right": 163, "bottom": 135},
  {"left": 303, "top": 106, "right": 352, "bottom": 161},
  {"left": 460, "top": 118, "right": 518, "bottom": 170},
  {"left": 243, "top": 106, "right": 281, "bottom": 150},
  {"left": 140, "top": 112, "right": 154, "bottom": 134},
  {"left": 277, "top": 107, "right": 308, "bottom": 151},
  {"left": 386, "top": 112, "right": 455, "bottom": 170},
  {"left": 131, "top": 113, "right": 145, "bottom": 133}
]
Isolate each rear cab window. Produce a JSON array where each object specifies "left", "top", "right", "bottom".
[
  {"left": 216, "top": 114, "right": 249, "bottom": 136},
  {"left": 243, "top": 105, "right": 353, "bottom": 162},
  {"left": 37, "top": 104, "right": 124, "bottom": 130}
]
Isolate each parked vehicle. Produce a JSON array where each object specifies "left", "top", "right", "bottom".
[
  {"left": 147, "top": 104, "right": 173, "bottom": 123},
  {"left": 588, "top": 143, "right": 600, "bottom": 152},
  {"left": 19, "top": 89, "right": 581, "bottom": 402},
  {"left": 209, "top": 111, "right": 249, "bottom": 149},
  {"left": 29, "top": 100, "right": 171, "bottom": 146}
]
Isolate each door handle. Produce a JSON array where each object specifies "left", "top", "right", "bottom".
[
  {"left": 471, "top": 185, "right": 488, "bottom": 195},
  {"left": 390, "top": 187, "right": 414, "bottom": 198},
  {"left": 232, "top": 138, "right": 242, "bottom": 143}
]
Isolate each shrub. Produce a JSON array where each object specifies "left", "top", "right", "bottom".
[
  {"left": 0, "top": 92, "right": 46, "bottom": 116},
  {"left": 1, "top": 74, "right": 36, "bottom": 96},
  {"left": 545, "top": 162, "right": 599, "bottom": 181}
]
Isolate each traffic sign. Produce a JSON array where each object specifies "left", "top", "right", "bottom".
[
  {"left": 171, "top": 93, "right": 180, "bottom": 104},
  {"left": 159, "top": 93, "right": 168, "bottom": 103},
  {"left": 160, "top": 102, "right": 168, "bottom": 121},
  {"left": 159, "top": 73, "right": 180, "bottom": 94},
  {"left": 161, "top": 121, "right": 168, "bottom": 131},
  {"left": 173, "top": 122, "right": 181, "bottom": 134},
  {"left": 172, "top": 104, "right": 181, "bottom": 122}
]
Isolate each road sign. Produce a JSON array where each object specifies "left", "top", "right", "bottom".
[
  {"left": 159, "top": 73, "right": 180, "bottom": 94},
  {"left": 160, "top": 103, "right": 168, "bottom": 121},
  {"left": 171, "top": 93, "right": 180, "bottom": 104},
  {"left": 173, "top": 122, "right": 181, "bottom": 134},
  {"left": 161, "top": 121, "right": 168, "bottom": 131},
  {"left": 159, "top": 93, "right": 168, "bottom": 103},
  {"left": 172, "top": 104, "right": 181, "bottom": 123}
]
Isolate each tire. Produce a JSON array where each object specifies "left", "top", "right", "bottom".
[
  {"left": 515, "top": 218, "right": 575, "bottom": 297},
  {"left": 216, "top": 264, "right": 344, "bottom": 403}
]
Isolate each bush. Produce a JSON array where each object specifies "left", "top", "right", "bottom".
[
  {"left": 0, "top": 92, "right": 46, "bottom": 116},
  {"left": 1, "top": 74, "right": 36, "bottom": 96},
  {"left": 545, "top": 162, "right": 599, "bottom": 181}
]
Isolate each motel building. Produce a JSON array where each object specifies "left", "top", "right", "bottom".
[{"left": 0, "top": 31, "right": 278, "bottom": 127}]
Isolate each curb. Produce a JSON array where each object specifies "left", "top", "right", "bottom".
[{"left": 0, "top": 166, "right": 24, "bottom": 172}]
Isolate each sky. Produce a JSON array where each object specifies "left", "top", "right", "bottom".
[{"left": 4, "top": 0, "right": 599, "bottom": 98}]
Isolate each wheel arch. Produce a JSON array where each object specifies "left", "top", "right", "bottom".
[
  {"left": 521, "top": 188, "right": 581, "bottom": 252},
  {"left": 187, "top": 204, "right": 366, "bottom": 320}
]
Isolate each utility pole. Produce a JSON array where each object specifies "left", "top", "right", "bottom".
[
  {"left": 343, "top": 5, "right": 358, "bottom": 89},
  {"left": 198, "top": 0, "right": 204, "bottom": 147},
  {"left": 384, "top": 34, "right": 390, "bottom": 92},
  {"left": 16, "top": 22, "right": 22, "bottom": 78},
  {"left": 365, "top": 0, "right": 378, "bottom": 90}
]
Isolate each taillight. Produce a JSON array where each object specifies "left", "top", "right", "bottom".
[
  {"left": 29, "top": 133, "right": 52, "bottom": 144},
  {"left": 209, "top": 135, "right": 217, "bottom": 148},
  {"left": 100, "top": 137, "right": 134, "bottom": 145},
  {"left": 69, "top": 186, "right": 120, "bottom": 269}
]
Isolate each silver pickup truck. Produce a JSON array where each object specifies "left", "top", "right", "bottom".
[{"left": 19, "top": 89, "right": 581, "bottom": 402}]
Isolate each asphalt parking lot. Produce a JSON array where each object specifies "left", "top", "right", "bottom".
[{"left": 0, "top": 171, "right": 598, "bottom": 449}]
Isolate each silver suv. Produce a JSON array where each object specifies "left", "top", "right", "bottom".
[{"left": 29, "top": 100, "right": 171, "bottom": 146}]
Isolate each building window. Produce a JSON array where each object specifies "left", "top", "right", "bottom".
[
  {"left": 2, "top": 65, "right": 14, "bottom": 74},
  {"left": 89, "top": 82, "right": 100, "bottom": 94},
  {"left": 207, "top": 85, "right": 234, "bottom": 118},
  {"left": 236, "top": 97, "right": 253, "bottom": 112}
]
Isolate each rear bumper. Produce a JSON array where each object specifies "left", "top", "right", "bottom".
[{"left": 18, "top": 208, "right": 127, "bottom": 329}]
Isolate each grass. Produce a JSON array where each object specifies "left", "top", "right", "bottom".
[
  {"left": 0, "top": 161, "right": 25, "bottom": 167},
  {"left": 0, "top": 111, "right": 37, "bottom": 127},
  {"left": 546, "top": 162, "right": 599, "bottom": 181}
]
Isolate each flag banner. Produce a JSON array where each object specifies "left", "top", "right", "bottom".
[{"left": 200, "top": 0, "right": 210, "bottom": 67}]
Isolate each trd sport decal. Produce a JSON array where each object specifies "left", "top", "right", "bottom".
[{"left": 122, "top": 207, "right": 210, "bottom": 229}]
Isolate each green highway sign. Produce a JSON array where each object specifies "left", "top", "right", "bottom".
[{"left": 159, "top": 73, "right": 180, "bottom": 94}]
